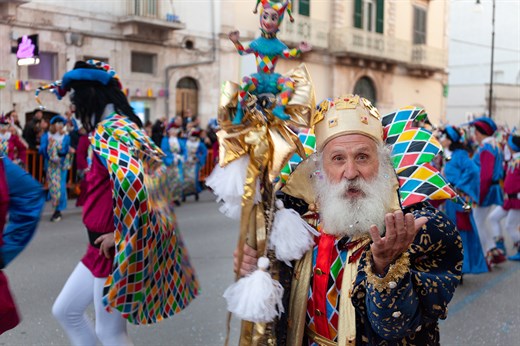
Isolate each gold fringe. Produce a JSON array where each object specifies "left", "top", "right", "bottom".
[{"left": 365, "top": 251, "right": 410, "bottom": 293}]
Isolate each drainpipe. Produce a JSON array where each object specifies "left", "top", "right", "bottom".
[{"left": 164, "top": 0, "right": 217, "bottom": 120}]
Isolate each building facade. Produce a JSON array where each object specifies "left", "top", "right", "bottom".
[{"left": 0, "top": 0, "right": 450, "bottom": 127}]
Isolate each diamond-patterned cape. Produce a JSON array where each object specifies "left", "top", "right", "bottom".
[
  {"left": 382, "top": 106, "right": 457, "bottom": 207},
  {"left": 280, "top": 128, "right": 315, "bottom": 183},
  {"left": 91, "top": 113, "right": 198, "bottom": 324}
]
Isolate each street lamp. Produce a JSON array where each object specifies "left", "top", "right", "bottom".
[{"left": 475, "top": 0, "right": 496, "bottom": 119}]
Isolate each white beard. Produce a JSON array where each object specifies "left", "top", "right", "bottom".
[{"left": 314, "top": 157, "right": 397, "bottom": 238}]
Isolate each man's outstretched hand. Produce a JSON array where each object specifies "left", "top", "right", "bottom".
[{"left": 369, "top": 210, "right": 428, "bottom": 275}]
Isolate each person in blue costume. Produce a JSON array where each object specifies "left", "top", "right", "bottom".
[
  {"left": 489, "top": 134, "right": 520, "bottom": 261},
  {"left": 229, "top": 0, "right": 311, "bottom": 124},
  {"left": 470, "top": 117, "right": 506, "bottom": 266},
  {"left": 161, "top": 122, "right": 186, "bottom": 206},
  {"left": 440, "top": 126, "right": 488, "bottom": 274},
  {"left": 0, "top": 156, "right": 45, "bottom": 334},
  {"left": 182, "top": 129, "right": 207, "bottom": 202},
  {"left": 39, "top": 115, "right": 71, "bottom": 222}
]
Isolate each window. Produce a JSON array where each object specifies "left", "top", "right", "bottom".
[
  {"left": 28, "top": 52, "right": 57, "bottom": 80},
  {"left": 354, "top": 0, "right": 384, "bottom": 33},
  {"left": 363, "top": 0, "right": 376, "bottom": 32},
  {"left": 413, "top": 6, "right": 427, "bottom": 44},
  {"left": 131, "top": 0, "right": 158, "bottom": 18},
  {"left": 298, "top": 0, "right": 310, "bottom": 17},
  {"left": 353, "top": 77, "right": 377, "bottom": 105},
  {"left": 131, "top": 52, "right": 156, "bottom": 74}
]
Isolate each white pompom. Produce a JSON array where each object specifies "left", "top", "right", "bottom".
[
  {"left": 223, "top": 256, "right": 284, "bottom": 323},
  {"left": 269, "top": 200, "right": 319, "bottom": 265},
  {"left": 206, "top": 155, "right": 261, "bottom": 219}
]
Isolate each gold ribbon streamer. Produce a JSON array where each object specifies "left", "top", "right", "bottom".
[{"left": 218, "top": 64, "right": 315, "bottom": 344}]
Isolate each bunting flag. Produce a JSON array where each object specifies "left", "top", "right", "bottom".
[
  {"left": 280, "top": 128, "right": 315, "bottom": 183},
  {"left": 0, "top": 78, "right": 6, "bottom": 89},
  {"left": 15, "top": 80, "right": 24, "bottom": 91},
  {"left": 382, "top": 107, "right": 457, "bottom": 207},
  {"left": 92, "top": 113, "right": 198, "bottom": 324}
]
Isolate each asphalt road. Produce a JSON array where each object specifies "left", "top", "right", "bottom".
[{"left": 1, "top": 191, "right": 519, "bottom": 345}]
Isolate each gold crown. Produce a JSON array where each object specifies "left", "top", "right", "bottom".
[{"left": 313, "top": 94, "right": 383, "bottom": 151}]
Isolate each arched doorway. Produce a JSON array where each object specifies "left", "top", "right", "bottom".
[
  {"left": 176, "top": 77, "right": 199, "bottom": 118},
  {"left": 353, "top": 76, "right": 377, "bottom": 105}
]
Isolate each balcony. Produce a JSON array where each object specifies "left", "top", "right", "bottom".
[
  {"left": 278, "top": 17, "right": 329, "bottom": 50},
  {"left": 330, "top": 27, "right": 411, "bottom": 65},
  {"left": 330, "top": 27, "right": 447, "bottom": 72},
  {"left": 0, "top": 0, "right": 30, "bottom": 18},
  {"left": 0, "top": 0, "right": 30, "bottom": 3},
  {"left": 119, "top": 0, "right": 185, "bottom": 41},
  {"left": 410, "top": 44, "right": 446, "bottom": 71}
]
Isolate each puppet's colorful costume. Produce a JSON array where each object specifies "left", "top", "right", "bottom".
[{"left": 232, "top": 0, "right": 305, "bottom": 124}]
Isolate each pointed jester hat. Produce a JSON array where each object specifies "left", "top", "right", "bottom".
[{"left": 253, "top": 0, "right": 294, "bottom": 23}]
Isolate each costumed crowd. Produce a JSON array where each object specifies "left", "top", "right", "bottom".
[{"left": 1, "top": 1, "right": 519, "bottom": 345}]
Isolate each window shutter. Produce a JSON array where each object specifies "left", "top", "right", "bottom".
[
  {"left": 354, "top": 0, "right": 363, "bottom": 29},
  {"left": 299, "top": 0, "right": 310, "bottom": 17},
  {"left": 376, "top": 0, "right": 384, "bottom": 33}
]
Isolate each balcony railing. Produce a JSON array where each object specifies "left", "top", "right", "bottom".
[
  {"left": 330, "top": 27, "right": 447, "bottom": 71},
  {"left": 330, "top": 27, "right": 411, "bottom": 64},
  {"left": 278, "top": 17, "right": 329, "bottom": 50},
  {"left": 121, "top": 0, "right": 185, "bottom": 36},
  {"left": 410, "top": 45, "right": 446, "bottom": 71}
]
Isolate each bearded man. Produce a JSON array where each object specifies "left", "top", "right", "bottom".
[{"left": 237, "top": 95, "right": 463, "bottom": 345}]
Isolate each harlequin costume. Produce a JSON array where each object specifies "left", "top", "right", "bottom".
[
  {"left": 0, "top": 156, "right": 45, "bottom": 334},
  {"left": 489, "top": 134, "right": 520, "bottom": 261},
  {"left": 274, "top": 97, "right": 463, "bottom": 345},
  {"left": 232, "top": 0, "right": 304, "bottom": 124},
  {"left": 161, "top": 122, "right": 186, "bottom": 204},
  {"left": 441, "top": 126, "right": 488, "bottom": 274},
  {"left": 0, "top": 117, "right": 27, "bottom": 167},
  {"left": 182, "top": 129, "right": 207, "bottom": 201},
  {"left": 37, "top": 61, "right": 198, "bottom": 344},
  {"left": 470, "top": 117, "right": 506, "bottom": 264},
  {"left": 39, "top": 115, "right": 71, "bottom": 222}
]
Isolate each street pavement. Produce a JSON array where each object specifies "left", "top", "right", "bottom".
[{"left": 1, "top": 191, "right": 519, "bottom": 345}]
